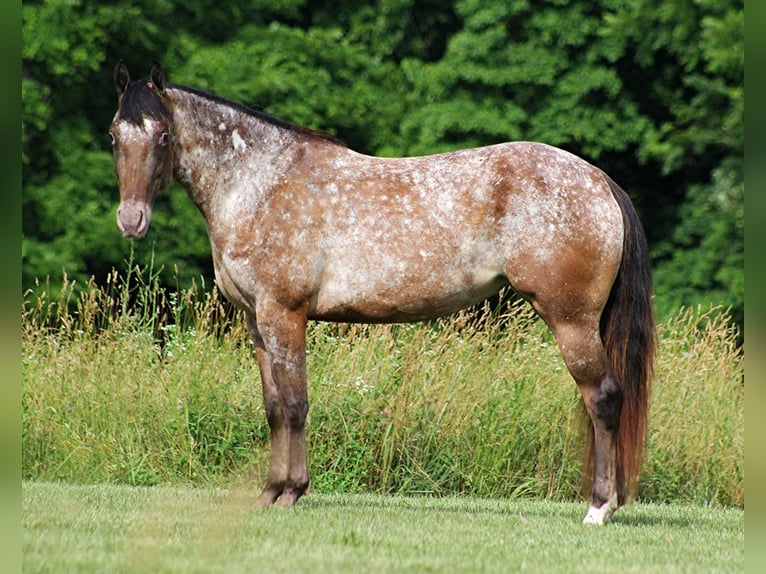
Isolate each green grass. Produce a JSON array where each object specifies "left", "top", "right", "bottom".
[
  {"left": 22, "top": 269, "right": 744, "bottom": 506},
  {"left": 22, "top": 481, "right": 743, "bottom": 573}
]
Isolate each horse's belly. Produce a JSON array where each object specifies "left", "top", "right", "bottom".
[{"left": 310, "top": 262, "right": 507, "bottom": 323}]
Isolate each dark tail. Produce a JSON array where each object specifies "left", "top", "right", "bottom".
[{"left": 599, "top": 175, "right": 655, "bottom": 504}]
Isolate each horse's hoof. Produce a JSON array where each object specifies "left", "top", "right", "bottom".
[
  {"left": 582, "top": 493, "right": 618, "bottom": 525},
  {"left": 254, "top": 489, "right": 280, "bottom": 508},
  {"left": 274, "top": 493, "right": 298, "bottom": 508}
]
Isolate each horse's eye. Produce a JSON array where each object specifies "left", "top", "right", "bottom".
[
  {"left": 159, "top": 132, "right": 170, "bottom": 146},
  {"left": 108, "top": 131, "right": 116, "bottom": 145}
]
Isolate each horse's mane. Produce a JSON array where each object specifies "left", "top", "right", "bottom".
[{"left": 171, "top": 84, "right": 347, "bottom": 147}]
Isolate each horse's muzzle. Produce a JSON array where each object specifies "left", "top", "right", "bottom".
[{"left": 117, "top": 201, "right": 152, "bottom": 239}]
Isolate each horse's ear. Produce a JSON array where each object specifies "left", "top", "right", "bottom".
[
  {"left": 149, "top": 61, "right": 167, "bottom": 93},
  {"left": 114, "top": 60, "right": 130, "bottom": 96}
]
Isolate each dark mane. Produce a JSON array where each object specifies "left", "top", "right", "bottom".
[
  {"left": 117, "top": 81, "right": 171, "bottom": 125},
  {"left": 171, "top": 84, "right": 346, "bottom": 147}
]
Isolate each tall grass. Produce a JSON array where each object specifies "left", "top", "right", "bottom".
[{"left": 22, "top": 268, "right": 743, "bottom": 506}]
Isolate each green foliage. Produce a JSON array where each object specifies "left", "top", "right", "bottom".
[
  {"left": 599, "top": 0, "right": 743, "bottom": 328},
  {"left": 652, "top": 160, "right": 744, "bottom": 327},
  {"left": 399, "top": 0, "right": 652, "bottom": 157},
  {"left": 22, "top": 0, "right": 743, "bottom": 332},
  {"left": 23, "top": 276, "right": 743, "bottom": 506}
]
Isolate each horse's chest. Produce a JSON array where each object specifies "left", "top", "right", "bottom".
[
  {"left": 207, "top": 242, "right": 252, "bottom": 310},
  {"left": 209, "top": 226, "right": 315, "bottom": 313}
]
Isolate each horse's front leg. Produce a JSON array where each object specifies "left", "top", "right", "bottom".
[
  {"left": 246, "top": 314, "right": 288, "bottom": 506},
  {"left": 248, "top": 304, "right": 309, "bottom": 508}
]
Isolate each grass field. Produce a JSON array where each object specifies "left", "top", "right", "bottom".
[{"left": 22, "top": 481, "right": 743, "bottom": 573}]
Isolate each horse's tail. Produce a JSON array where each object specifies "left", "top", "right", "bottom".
[{"left": 599, "top": 174, "right": 655, "bottom": 505}]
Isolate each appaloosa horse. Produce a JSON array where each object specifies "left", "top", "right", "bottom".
[{"left": 110, "top": 62, "right": 654, "bottom": 524}]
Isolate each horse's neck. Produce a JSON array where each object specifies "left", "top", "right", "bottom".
[{"left": 167, "top": 88, "right": 298, "bottom": 215}]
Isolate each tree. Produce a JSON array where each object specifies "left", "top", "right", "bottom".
[
  {"left": 600, "top": 0, "right": 743, "bottom": 325},
  {"left": 396, "top": 0, "right": 652, "bottom": 158}
]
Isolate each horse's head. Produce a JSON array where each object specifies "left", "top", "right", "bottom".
[{"left": 110, "top": 61, "right": 173, "bottom": 239}]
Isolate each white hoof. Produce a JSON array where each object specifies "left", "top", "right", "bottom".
[{"left": 582, "top": 493, "right": 619, "bottom": 525}]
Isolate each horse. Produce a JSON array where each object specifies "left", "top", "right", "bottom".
[{"left": 109, "top": 62, "right": 654, "bottom": 525}]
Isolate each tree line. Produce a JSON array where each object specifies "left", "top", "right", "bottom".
[{"left": 22, "top": 0, "right": 743, "bottom": 330}]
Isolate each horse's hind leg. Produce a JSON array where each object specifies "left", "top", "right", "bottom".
[{"left": 545, "top": 314, "right": 622, "bottom": 525}]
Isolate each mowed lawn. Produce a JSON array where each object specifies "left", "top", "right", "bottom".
[{"left": 23, "top": 481, "right": 743, "bottom": 573}]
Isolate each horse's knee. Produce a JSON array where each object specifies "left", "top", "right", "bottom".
[
  {"left": 268, "top": 356, "right": 308, "bottom": 428},
  {"left": 281, "top": 393, "right": 308, "bottom": 429},
  {"left": 264, "top": 397, "right": 283, "bottom": 429},
  {"left": 266, "top": 388, "right": 307, "bottom": 430}
]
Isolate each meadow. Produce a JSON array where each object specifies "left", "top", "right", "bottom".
[
  {"left": 22, "top": 265, "right": 743, "bottom": 507},
  {"left": 22, "top": 482, "right": 744, "bottom": 573}
]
